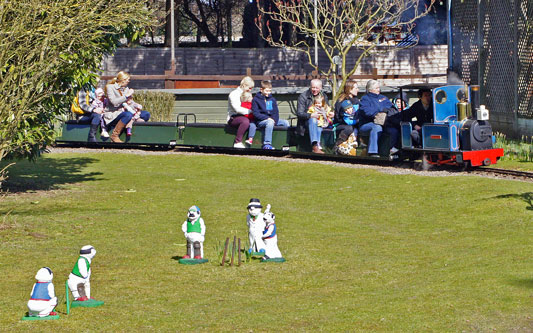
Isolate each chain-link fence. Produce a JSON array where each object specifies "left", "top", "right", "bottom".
[{"left": 450, "top": 0, "right": 532, "bottom": 132}]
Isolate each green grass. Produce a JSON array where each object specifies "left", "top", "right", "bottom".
[{"left": 1, "top": 152, "right": 532, "bottom": 331}]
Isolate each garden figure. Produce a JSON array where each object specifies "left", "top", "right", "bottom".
[
  {"left": 181, "top": 206, "right": 206, "bottom": 259},
  {"left": 27, "top": 267, "right": 58, "bottom": 317},
  {"left": 67, "top": 245, "right": 97, "bottom": 301},
  {"left": 262, "top": 204, "right": 283, "bottom": 260},
  {"left": 247, "top": 198, "right": 266, "bottom": 254}
]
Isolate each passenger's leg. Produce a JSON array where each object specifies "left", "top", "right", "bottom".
[
  {"left": 139, "top": 110, "right": 150, "bottom": 122},
  {"left": 385, "top": 126, "right": 400, "bottom": 148},
  {"left": 359, "top": 122, "right": 382, "bottom": 154},
  {"left": 411, "top": 129, "right": 422, "bottom": 147},
  {"left": 88, "top": 113, "right": 101, "bottom": 143},
  {"left": 259, "top": 119, "right": 275, "bottom": 145},
  {"left": 276, "top": 119, "right": 290, "bottom": 127},
  {"left": 308, "top": 118, "right": 319, "bottom": 145},
  {"left": 229, "top": 116, "right": 250, "bottom": 144}
]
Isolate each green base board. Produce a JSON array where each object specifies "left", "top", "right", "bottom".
[
  {"left": 71, "top": 299, "right": 104, "bottom": 308},
  {"left": 250, "top": 252, "right": 265, "bottom": 257},
  {"left": 260, "top": 257, "right": 286, "bottom": 263},
  {"left": 179, "top": 258, "right": 209, "bottom": 265},
  {"left": 21, "top": 314, "right": 60, "bottom": 321}
]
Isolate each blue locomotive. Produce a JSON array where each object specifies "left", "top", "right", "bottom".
[{"left": 399, "top": 84, "right": 503, "bottom": 168}]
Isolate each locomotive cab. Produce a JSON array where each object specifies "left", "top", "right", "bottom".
[{"left": 399, "top": 84, "right": 504, "bottom": 167}]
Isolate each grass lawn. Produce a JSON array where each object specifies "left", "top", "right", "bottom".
[
  {"left": 1, "top": 151, "right": 532, "bottom": 331},
  {"left": 496, "top": 159, "right": 533, "bottom": 172}
]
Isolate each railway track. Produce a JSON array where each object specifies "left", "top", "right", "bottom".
[
  {"left": 471, "top": 167, "right": 533, "bottom": 182},
  {"left": 53, "top": 143, "right": 533, "bottom": 182}
]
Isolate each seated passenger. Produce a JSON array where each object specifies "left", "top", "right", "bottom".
[
  {"left": 74, "top": 82, "right": 102, "bottom": 143},
  {"left": 252, "top": 80, "right": 289, "bottom": 150},
  {"left": 334, "top": 80, "right": 360, "bottom": 154},
  {"left": 402, "top": 88, "right": 433, "bottom": 147},
  {"left": 308, "top": 94, "right": 334, "bottom": 128},
  {"left": 227, "top": 76, "right": 255, "bottom": 148},
  {"left": 90, "top": 88, "right": 110, "bottom": 138},
  {"left": 240, "top": 91, "right": 257, "bottom": 146},
  {"left": 296, "top": 79, "right": 329, "bottom": 154},
  {"left": 334, "top": 100, "right": 359, "bottom": 155},
  {"left": 392, "top": 92, "right": 409, "bottom": 112},
  {"left": 359, "top": 80, "right": 399, "bottom": 156},
  {"left": 105, "top": 71, "right": 150, "bottom": 143}
]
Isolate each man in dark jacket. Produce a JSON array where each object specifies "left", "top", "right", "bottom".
[
  {"left": 402, "top": 88, "right": 433, "bottom": 147},
  {"left": 252, "top": 81, "right": 289, "bottom": 150},
  {"left": 296, "top": 79, "right": 329, "bottom": 153}
]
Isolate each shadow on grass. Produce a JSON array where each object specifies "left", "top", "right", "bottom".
[
  {"left": 1, "top": 157, "right": 103, "bottom": 193},
  {"left": 492, "top": 192, "right": 533, "bottom": 211},
  {"left": 508, "top": 278, "right": 533, "bottom": 289}
]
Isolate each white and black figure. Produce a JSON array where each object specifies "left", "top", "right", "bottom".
[
  {"left": 67, "top": 245, "right": 96, "bottom": 301},
  {"left": 27, "top": 267, "right": 58, "bottom": 317},
  {"left": 246, "top": 198, "right": 266, "bottom": 254},
  {"left": 181, "top": 206, "right": 206, "bottom": 259},
  {"left": 262, "top": 205, "right": 283, "bottom": 259}
]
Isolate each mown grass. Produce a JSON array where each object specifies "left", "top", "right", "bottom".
[{"left": 1, "top": 152, "right": 532, "bottom": 331}]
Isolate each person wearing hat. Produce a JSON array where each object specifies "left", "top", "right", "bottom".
[
  {"left": 333, "top": 80, "right": 360, "bottom": 155},
  {"left": 27, "top": 267, "right": 58, "bottom": 317},
  {"left": 67, "top": 245, "right": 96, "bottom": 301},
  {"left": 246, "top": 198, "right": 266, "bottom": 254},
  {"left": 181, "top": 205, "right": 206, "bottom": 259}
]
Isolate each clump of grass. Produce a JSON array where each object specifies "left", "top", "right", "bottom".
[
  {"left": 135, "top": 91, "right": 175, "bottom": 122},
  {"left": 494, "top": 132, "right": 533, "bottom": 162}
]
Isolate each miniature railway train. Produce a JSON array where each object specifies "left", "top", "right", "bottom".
[{"left": 56, "top": 84, "right": 504, "bottom": 168}]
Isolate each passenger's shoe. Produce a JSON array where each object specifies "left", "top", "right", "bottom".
[
  {"left": 100, "top": 128, "right": 110, "bottom": 138},
  {"left": 233, "top": 142, "right": 246, "bottom": 148},
  {"left": 75, "top": 296, "right": 89, "bottom": 301},
  {"left": 262, "top": 144, "right": 274, "bottom": 150},
  {"left": 110, "top": 121, "right": 125, "bottom": 143},
  {"left": 312, "top": 145, "right": 325, "bottom": 154},
  {"left": 245, "top": 138, "right": 253, "bottom": 145},
  {"left": 193, "top": 255, "right": 202, "bottom": 260},
  {"left": 390, "top": 147, "right": 399, "bottom": 155},
  {"left": 182, "top": 255, "right": 191, "bottom": 259},
  {"left": 126, "top": 128, "right": 132, "bottom": 137}
]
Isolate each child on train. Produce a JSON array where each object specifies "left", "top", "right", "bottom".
[
  {"left": 90, "top": 88, "right": 110, "bottom": 138},
  {"left": 240, "top": 91, "right": 257, "bottom": 146},
  {"left": 121, "top": 88, "right": 144, "bottom": 137},
  {"left": 308, "top": 94, "right": 334, "bottom": 128}
]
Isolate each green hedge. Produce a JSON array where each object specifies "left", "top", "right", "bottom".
[{"left": 135, "top": 91, "right": 175, "bottom": 122}]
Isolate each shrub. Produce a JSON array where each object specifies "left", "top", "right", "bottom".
[
  {"left": 135, "top": 91, "right": 175, "bottom": 122},
  {"left": 494, "top": 132, "right": 533, "bottom": 162}
]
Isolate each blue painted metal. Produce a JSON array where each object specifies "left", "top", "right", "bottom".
[
  {"left": 422, "top": 123, "right": 459, "bottom": 151},
  {"left": 400, "top": 122, "right": 412, "bottom": 148},
  {"left": 433, "top": 85, "right": 470, "bottom": 124}
]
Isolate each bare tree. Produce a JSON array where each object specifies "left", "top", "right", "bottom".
[{"left": 257, "top": 0, "right": 435, "bottom": 103}]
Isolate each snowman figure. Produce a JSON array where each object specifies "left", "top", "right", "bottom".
[
  {"left": 27, "top": 267, "right": 58, "bottom": 317},
  {"left": 262, "top": 204, "right": 283, "bottom": 259},
  {"left": 247, "top": 198, "right": 266, "bottom": 254},
  {"left": 181, "top": 205, "right": 206, "bottom": 259},
  {"left": 67, "top": 245, "right": 96, "bottom": 301}
]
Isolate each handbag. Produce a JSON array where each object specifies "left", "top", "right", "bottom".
[{"left": 373, "top": 111, "right": 387, "bottom": 126}]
